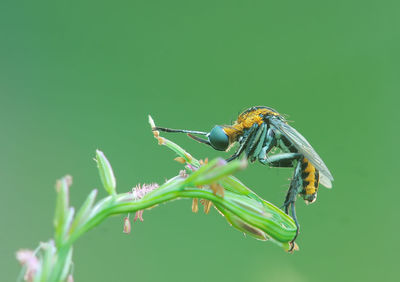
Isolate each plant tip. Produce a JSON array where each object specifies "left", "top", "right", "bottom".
[
  {"left": 123, "top": 216, "right": 131, "bottom": 234},
  {"left": 148, "top": 115, "right": 155, "bottom": 128}
]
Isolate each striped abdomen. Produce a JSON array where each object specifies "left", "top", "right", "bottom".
[
  {"left": 278, "top": 135, "right": 320, "bottom": 204},
  {"left": 300, "top": 158, "right": 320, "bottom": 204}
]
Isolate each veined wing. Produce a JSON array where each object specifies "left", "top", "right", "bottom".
[{"left": 270, "top": 117, "right": 334, "bottom": 188}]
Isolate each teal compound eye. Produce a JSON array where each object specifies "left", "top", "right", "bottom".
[{"left": 208, "top": 126, "right": 229, "bottom": 151}]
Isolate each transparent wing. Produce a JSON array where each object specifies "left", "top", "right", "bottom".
[
  {"left": 270, "top": 117, "right": 334, "bottom": 188},
  {"left": 319, "top": 173, "right": 333, "bottom": 189}
]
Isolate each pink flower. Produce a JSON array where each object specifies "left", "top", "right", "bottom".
[
  {"left": 134, "top": 210, "right": 144, "bottom": 222},
  {"left": 16, "top": 249, "right": 39, "bottom": 282},
  {"left": 132, "top": 183, "right": 159, "bottom": 200},
  {"left": 186, "top": 164, "right": 197, "bottom": 171},
  {"left": 132, "top": 183, "right": 159, "bottom": 222}
]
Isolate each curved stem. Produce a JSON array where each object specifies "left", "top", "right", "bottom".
[{"left": 67, "top": 184, "right": 296, "bottom": 248}]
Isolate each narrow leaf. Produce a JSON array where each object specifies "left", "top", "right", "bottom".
[{"left": 69, "top": 189, "right": 98, "bottom": 233}]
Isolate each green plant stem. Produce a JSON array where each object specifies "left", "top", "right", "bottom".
[
  {"left": 66, "top": 179, "right": 296, "bottom": 250},
  {"left": 49, "top": 245, "right": 71, "bottom": 281}
]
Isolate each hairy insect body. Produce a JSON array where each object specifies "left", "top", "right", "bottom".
[
  {"left": 224, "top": 107, "right": 279, "bottom": 143},
  {"left": 224, "top": 107, "right": 321, "bottom": 206},
  {"left": 222, "top": 106, "right": 325, "bottom": 207}
]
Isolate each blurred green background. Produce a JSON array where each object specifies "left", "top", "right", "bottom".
[{"left": 1, "top": 0, "right": 398, "bottom": 281}]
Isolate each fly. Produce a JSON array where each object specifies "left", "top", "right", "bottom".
[{"left": 153, "top": 106, "right": 333, "bottom": 249}]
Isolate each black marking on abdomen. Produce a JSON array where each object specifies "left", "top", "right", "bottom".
[
  {"left": 302, "top": 179, "right": 310, "bottom": 188},
  {"left": 314, "top": 171, "right": 320, "bottom": 188}
]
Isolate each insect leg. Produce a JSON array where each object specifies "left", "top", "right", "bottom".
[
  {"left": 257, "top": 128, "right": 276, "bottom": 163},
  {"left": 283, "top": 160, "right": 303, "bottom": 250},
  {"left": 226, "top": 123, "right": 258, "bottom": 162},
  {"left": 251, "top": 123, "right": 268, "bottom": 161},
  {"left": 261, "top": 153, "right": 302, "bottom": 167},
  {"left": 246, "top": 123, "right": 267, "bottom": 162},
  {"left": 285, "top": 201, "right": 299, "bottom": 252},
  {"left": 283, "top": 160, "right": 302, "bottom": 210},
  {"left": 290, "top": 202, "right": 299, "bottom": 241}
]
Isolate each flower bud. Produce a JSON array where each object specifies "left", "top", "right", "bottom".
[
  {"left": 95, "top": 150, "right": 116, "bottom": 195},
  {"left": 123, "top": 217, "right": 131, "bottom": 234}
]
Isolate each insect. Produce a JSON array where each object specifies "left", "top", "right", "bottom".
[{"left": 153, "top": 106, "right": 333, "bottom": 248}]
